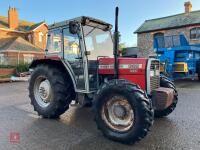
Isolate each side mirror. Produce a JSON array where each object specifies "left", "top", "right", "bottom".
[{"left": 69, "top": 21, "right": 80, "bottom": 34}]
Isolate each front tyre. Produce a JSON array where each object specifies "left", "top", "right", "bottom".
[
  {"left": 154, "top": 76, "right": 178, "bottom": 118},
  {"left": 29, "top": 65, "right": 75, "bottom": 118},
  {"left": 94, "top": 79, "right": 154, "bottom": 144}
]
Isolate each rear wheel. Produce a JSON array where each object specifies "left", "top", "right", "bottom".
[
  {"left": 29, "top": 65, "right": 75, "bottom": 118},
  {"left": 94, "top": 79, "right": 154, "bottom": 144},
  {"left": 154, "top": 76, "right": 178, "bottom": 118}
]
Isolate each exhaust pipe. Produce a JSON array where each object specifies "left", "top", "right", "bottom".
[{"left": 114, "top": 7, "right": 119, "bottom": 79}]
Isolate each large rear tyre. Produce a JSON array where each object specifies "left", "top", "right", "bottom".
[
  {"left": 29, "top": 65, "right": 75, "bottom": 118},
  {"left": 154, "top": 76, "right": 178, "bottom": 118},
  {"left": 94, "top": 79, "right": 154, "bottom": 144}
]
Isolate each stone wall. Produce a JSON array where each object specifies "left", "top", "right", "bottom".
[
  {"left": 137, "top": 32, "right": 154, "bottom": 58},
  {"left": 137, "top": 25, "right": 200, "bottom": 58}
]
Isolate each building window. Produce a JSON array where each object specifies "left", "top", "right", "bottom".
[
  {"left": 39, "top": 32, "right": 44, "bottom": 42},
  {"left": 23, "top": 54, "right": 33, "bottom": 64},
  {"left": 0, "top": 54, "right": 5, "bottom": 64},
  {"left": 190, "top": 28, "right": 200, "bottom": 39},
  {"left": 28, "top": 34, "right": 33, "bottom": 43},
  {"left": 154, "top": 32, "right": 165, "bottom": 48}
]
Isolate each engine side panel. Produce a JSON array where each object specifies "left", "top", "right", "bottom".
[
  {"left": 98, "top": 57, "right": 148, "bottom": 90},
  {"left": 119, "top": 75, "right": 146, "bottom": 90}
]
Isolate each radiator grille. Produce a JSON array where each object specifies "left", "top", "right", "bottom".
[
  {"left": 150, "top": 60, "right": 160, "bottom": 91},
  {"left": 150, "top": 76, "right": 160, "bottom": 91}
]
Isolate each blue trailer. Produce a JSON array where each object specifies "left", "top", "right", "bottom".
[{"left": 154, "top": 35, "right": 200, "bottom": 80}]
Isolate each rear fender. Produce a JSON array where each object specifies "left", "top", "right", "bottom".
[{"left": 29, "top": 59, "right": 77, "bottom": 91}]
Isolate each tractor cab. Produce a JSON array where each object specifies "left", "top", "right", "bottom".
[{"left": 46, "top": 16, "right": 113, "bottom": 92}]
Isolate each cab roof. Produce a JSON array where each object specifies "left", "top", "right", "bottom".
[{"left": 48, "top": 16, "right": 112, "bottom": 30}]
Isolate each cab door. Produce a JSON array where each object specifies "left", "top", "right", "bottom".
[{"left": 62, "top": 28, "right": 86, "bottom": 91}]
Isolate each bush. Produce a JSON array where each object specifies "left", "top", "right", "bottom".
[
  {"left": 0, "top": 75, "right": 11, "bottom": 79},
  {"left": 0, "top": 65, "right": 15, "bottom": 69},
  {"left": 0, "top": 64, "right": 29, "bottom": 73},
  {"left": 16, "top": 64, "right": 29, "bottom": 73}
]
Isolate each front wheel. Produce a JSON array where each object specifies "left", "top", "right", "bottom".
[
  {"left": 94, "top": 79, "right": 154, "bottom": 144},
  {"left": 154, "top": 76, "right": 178, "bottom": 118}
]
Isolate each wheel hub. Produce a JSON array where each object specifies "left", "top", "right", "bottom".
[
  {"left": 39, "top": 80, "right": 51, "bottom": 102},
  {"left": 34, "top": 76, "right": 52, "bottom": 108},
  {"left": 113, "top": 104, "right": 126, "bottom": 118},
  {"left": 102, "top": 96, "right": 134, "bottom": 132}
]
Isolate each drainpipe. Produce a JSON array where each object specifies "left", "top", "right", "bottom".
[{"left": 17, "top": 50, "right": 20, "bottom": 65}]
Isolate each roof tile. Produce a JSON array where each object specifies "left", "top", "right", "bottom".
[
  {"left": 0, "top": 15, "right": 45, "bottom": 32},
  {"left": 135, "top": 10, "right": 200, "bottom": 33},
  {"left": 0, "top": 37, "right": 43, "bottom": 52}
]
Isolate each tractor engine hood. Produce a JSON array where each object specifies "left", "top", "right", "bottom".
[{"left": 98, "top": 57, "right": 148, "bottom": 75}]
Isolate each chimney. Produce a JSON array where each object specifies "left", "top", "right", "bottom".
[
  {"left": 184, "top": 1, "right": 192, "bottom": 13},
  {"left": 8, "top": 7, "right": 19, "bottom": 29}
]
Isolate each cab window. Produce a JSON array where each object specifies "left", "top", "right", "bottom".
[
  {"left": 63, "top": 28, "right": 81, "bottom": 61},
  {"left": 46, "top": 29, "right": 62, "bottom": 53}
]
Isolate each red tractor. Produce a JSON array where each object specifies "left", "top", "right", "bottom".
[{"left": 29, "top": 8, "right": 178, "bottom": 144}]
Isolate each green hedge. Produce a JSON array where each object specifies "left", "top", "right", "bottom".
[
  {"left": 0, "top": 65, "right": 15, "bottom": 69},
  {"left": 0, "top": 64, "right": 29, "bottom": 73},
  {"left": 0, "top": 75, "right": 11, "bottom": 79},
  {"left": 16, "top": 64, "right": 29, "bottom": 73}
]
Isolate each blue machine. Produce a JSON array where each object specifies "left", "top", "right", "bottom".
[{"left": 154, "top": 35, "right": 200, "bottom": 80}]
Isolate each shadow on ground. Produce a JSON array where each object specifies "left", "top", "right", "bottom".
[{"left": 175, "top": 78, "right": 200, "bottom": 89}]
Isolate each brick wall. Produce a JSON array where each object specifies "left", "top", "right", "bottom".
[
  {"left": 32, "top": 25, "right": 48, "bottom": 50},
  {"left": 0, "top": 24, "right": 48, "bottom": 50},
  {"left": 0, "top": 68, "right": 16, "bottom": 76},
  {"left": 137, "top": 24, "right": 200, "bottom": 58}
]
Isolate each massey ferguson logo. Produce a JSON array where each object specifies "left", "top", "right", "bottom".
[{"left": 99, "top": 64, "right": 143, "bottom": 69}]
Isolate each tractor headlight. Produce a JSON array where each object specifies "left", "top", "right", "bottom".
[
  {"left": 150, "top": 69, "right": 160, "bottom": 77},
  {"left": 155, "top": 70, "right": 160, "bottom": 76},
  {"left": 150, "top": 70, "right": 155, "bottom": 77}
]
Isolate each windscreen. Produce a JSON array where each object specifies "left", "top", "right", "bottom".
[{"left": 83, "top": 25, "right": 113, "bottom": 60}]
